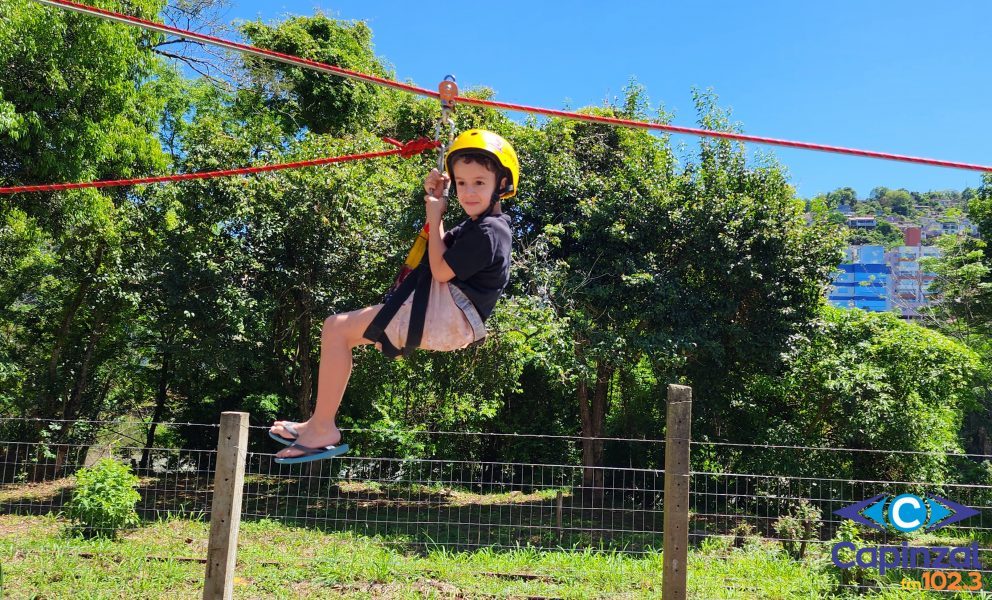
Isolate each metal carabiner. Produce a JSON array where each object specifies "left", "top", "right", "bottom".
[
  {"left": 433, "top": 75, "right": 459, "bottom": 186},
  {"left": 434, "top": 107, "right": 456, "bottom": 174}
]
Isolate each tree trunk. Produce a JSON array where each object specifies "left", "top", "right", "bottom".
[
  {"left": 295, "top": 292, "right": 314, "bottom": 417},
  {"left": 35, "top": 313, "right": 108, "bottom": 481},
  {"left": 141, "top": 350, "right": 171, "bottom": 470},
  {"left": 578, "top": 377, "right": 594, "bottom": 489},
  {"left": 61, "top": 311, "right": 107, "bottom": 422},
  {"left": 43, "top": 241, "right": 106, "bottom": 416},
  {"left": 273, "top": 302, "right": 298, "bottom": 407},
  {"left": 32, "top": 300, "right": 105, "bottom": 482},
  {"left": 591, "top": 362, "right": 610, "bottom": 497},
  {"left": 578, "top": 361, "right": 613, "bottom": 506}
]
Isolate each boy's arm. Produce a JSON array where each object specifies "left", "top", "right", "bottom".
[
  {"left": 427, "top": 218, "right": 455, "bottom": 282},
  {"left": 425, "top": 169, "right": 456, "bottom": 282}
]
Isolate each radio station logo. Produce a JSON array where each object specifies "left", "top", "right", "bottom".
[
  {"left": 831, "top": 493, "right": 983, "bottom": 576},
  {"left": 835, "top": 493, "right": 979, "bottom": 533}
]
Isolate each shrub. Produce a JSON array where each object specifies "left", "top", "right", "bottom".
[
  {"left": 66, "top": 458, "right": 141, "bottom": 538},
  {"left": 829, "top": 519, "right": 876, "bottom": 590},
  {"left": 772, "top": 499, "right": 822, "bottom": 559}
]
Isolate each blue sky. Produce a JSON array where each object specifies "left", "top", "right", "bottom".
[{"left": 218, "top": 1, "right": 990, "bottom": 199}]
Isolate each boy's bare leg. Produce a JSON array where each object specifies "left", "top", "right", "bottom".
[{"left": 271, "top": 304, "right": 382, "bottom": 459}]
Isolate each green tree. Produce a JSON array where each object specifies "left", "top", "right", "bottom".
[
  {"left": 868, "top": 187, "right": 888, "bottom": 203},
  {"left": 0, "top": 0, "right": 173, "bottom": 476},
  {"left": 921, "top": 235, "right": 991, "bottom": 340},
  {"left": 825, "top": 187, "right": 858, "bottom": 208},
  {"left": 915, "top": 175, "right": 992, "bottom": 456},
  {"left": 848, "top": 220, "right": 903, "bottom": 248},
  {"left": 971, "top": 174, "right": 992, "bottom": 259},
  {"left": 880, "top": 189, "right": 913, "bottom": 217},
  {"left": 0, "top": 0, "right": 167, "bottom": 191},
  {"left": 238, "top": 14, "right": 395, "bottom": 136},
  {"left": 514, "top": 87, "right": 845, "bottom": 496},
  {"left": 0, "top": 208, "right": 52, "bottom": 416},
  {"left": 737, "top": 306, "right": 981, "bottom": 483}
]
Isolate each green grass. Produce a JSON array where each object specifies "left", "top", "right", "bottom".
[
  {"left": 2, "top": 514, "right": 990, "bottom": 598},
  {"left": 2, "top": 474, "right": 991, "bottom": 598}
]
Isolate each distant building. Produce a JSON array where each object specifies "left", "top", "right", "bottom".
[
  {"left": 962, "top": 217, "right": 980, "bottom": 236},
  {"left": 827, "top": 232, "right": 942, "bottom": 317},
  {"left": 918, "top": 217, "right": 944, "bottom": 239},
  {"left": 887, "top": 227, "right": 940, "bottom": 319},
  {"left": 847, "top": 216, "right": 877, "bottom": 230},
  {"left": 917, "top": 216, "right": 981, "bottom": 239},
  {"left": 940, "top": 221, "right": 960, "bottom": 235},
  {"left": 828, "top": 245, "right": 889, "bottom": 312},
  {"left": 903, "top": 226, "right": 922, "bottom": 247}
]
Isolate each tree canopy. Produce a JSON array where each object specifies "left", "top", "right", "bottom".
[{"left": 0, "top": 4, "right": 986, "bottom": 491}]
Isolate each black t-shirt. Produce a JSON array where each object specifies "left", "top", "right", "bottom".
[{"left": 442, "top": 213, "right": 512, "bottom": 320}]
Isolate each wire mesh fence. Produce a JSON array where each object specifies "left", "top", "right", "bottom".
[
  {"left": 0, "top": 418, "right": 668, "bottom": 553},
  {"left": 2, "top": 415, "right": 992, "bottom": 596},
  {"left": 0, "top": 419, "right": 219, "bottom": 531},
  {"left": 240, "top": 453, "right": 667, "bottom": 554},
  {"left": 690, "top": 441, "right": 992, "bottom": 595}
]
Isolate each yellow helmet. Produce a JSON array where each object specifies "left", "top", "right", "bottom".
[{"left": 445, "top": 129, "right": 519, "bottom": 200}]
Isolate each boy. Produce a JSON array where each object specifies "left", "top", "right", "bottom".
[{"left": 270, "top": 129, "right": 518, "bottom": 463}]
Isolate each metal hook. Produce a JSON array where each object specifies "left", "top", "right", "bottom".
[{"left": 434, "top": 75, "right": 459, "bottom": 179}]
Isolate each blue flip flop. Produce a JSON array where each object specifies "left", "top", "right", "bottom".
[
  {"left": 274, "top": 442, "right": 350, "bottom": 464},
  {"left": 268, "top": 422, "right": 300, "bottom": 445}
]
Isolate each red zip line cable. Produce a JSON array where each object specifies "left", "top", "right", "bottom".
[
  {"left": 25, "top": 0, "right": 992, "bottom": 175},
  {"left": 0, "top": 138, "right": 439, "bottom": 194}
]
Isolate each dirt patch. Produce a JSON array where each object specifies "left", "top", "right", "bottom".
[
  {"left": 323, "top": 578, "right": 468, "bottom": 598},
  {"left": 0, "top": 477, "right": 75, "bottom": 503},
  {"left": 317, "top": 578, "right": 565, "bottom": 599},
  {"left": 447, "top": 489, "right": 563, "bottom": 507},
  {"left": 0, "top": 514, "right": 60, "bottom": 541}
]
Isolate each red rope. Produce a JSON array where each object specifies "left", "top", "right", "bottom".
[
  {"left": 462, "top": 98, "right": 992, "bottom": 173},
  {"left": 382, "top": 137, "right": 440, "bottom": 158},
  {"left": 28, "top": 0, "right": 992, "bottom": 173},
  {"left": 0, "top": 138, "right": 439, "bottom": 194}
]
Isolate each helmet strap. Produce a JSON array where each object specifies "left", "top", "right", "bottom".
[
  {"left": 498, "top": 170, "right": 513, "bottom": 198},
  {"left": 483, "top": 171, "right": 511, "bottom": 218},
  {"left": 479, "top": 193, "right": 498, "bottom": 220},
  {"left": 473, "top": 173, "right": 508, "bottom": 221}
]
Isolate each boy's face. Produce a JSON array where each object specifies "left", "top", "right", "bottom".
[{"left": 452, "top": 159, "right": 505, "bottom": 219}]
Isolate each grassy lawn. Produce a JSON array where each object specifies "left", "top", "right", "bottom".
[
  {"left": 2, "top": 513, "right": 988, "bottom": 599},
  {"left": 2, "top": 472, "right": 990, "bottom": 598}
]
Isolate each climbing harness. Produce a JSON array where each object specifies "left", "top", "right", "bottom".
[{"left": 363, "top": 77, "right": 483, "bottom": 359}]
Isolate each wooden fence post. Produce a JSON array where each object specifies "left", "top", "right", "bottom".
[
  {"left": 203, "top": 412, "right": 249, "bottom": 600},
  {"left": 663, "top": 385, "right": 692, "bottom": 600}
]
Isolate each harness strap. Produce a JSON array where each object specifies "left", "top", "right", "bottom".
[
  {"left": 404, "top": 262, "right": 432, "bottom": 352},
  {"left": 363, "top": 262, "right": 430, "bottom": 359},
  {"left": 448, "top": 283, "right": 487, "bottom": 345}
]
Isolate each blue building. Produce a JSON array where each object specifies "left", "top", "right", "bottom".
[{"left": 828, "top": 245, "right": 889, "bottom": 312}]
